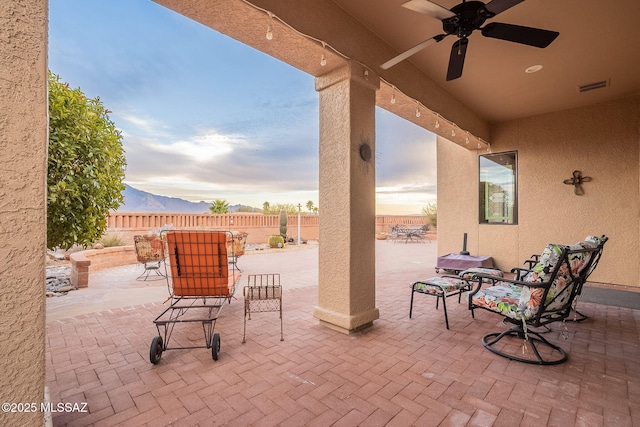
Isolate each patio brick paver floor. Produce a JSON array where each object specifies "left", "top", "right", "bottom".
[{"left": 45, "top": 242, "right": 640, "bottom": 426}]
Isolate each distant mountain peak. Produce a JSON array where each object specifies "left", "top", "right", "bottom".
[{"left": 117, "top": 184, "right": 252, "bottom": 213}]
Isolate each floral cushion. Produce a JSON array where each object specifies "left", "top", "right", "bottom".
[
  {"left": 134, "top": 234, "right": 165, "bottom": 263},
  {"left": 413, "top": 277, "right": 466, "bottom": 294},
  {"left": 470, "top": 236, "right": 599, "bottom": 320},
  {"left": 459, "top": 268, "right": 504, "bottom": 281}
]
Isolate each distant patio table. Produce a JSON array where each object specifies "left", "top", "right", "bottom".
[{"left": 435, "top": 253, "right": 494, "bottom": 273}]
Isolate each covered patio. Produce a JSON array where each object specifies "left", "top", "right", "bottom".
[
  {"left": 1, "top": 1, "right": 639, "bottom": 425},
  {"left": 45, "top": 242, "right": 640, "bottom": 426}
]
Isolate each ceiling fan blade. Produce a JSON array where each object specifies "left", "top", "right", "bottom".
[
  {"left": 482, "top": 22, "right": 559, "bottom": 48},
  {"left": 485, "top": 0, "right": 524, "bottom": 16},
  {"left": 402, "top": 0, "right": 455, "bottom": 20},
  {"left": 446, "top": 38, "right": 468, "bottom": 81},
  {"left": 380, "top": 35, "right": 446, "bottom": 70}
]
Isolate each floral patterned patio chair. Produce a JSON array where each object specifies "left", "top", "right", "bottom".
[
  {"left": 133, "top": 234, "right": 167, "bottom": 281},
  {"left": 467, "top": 235, "right": 607, "bottom": 365}
]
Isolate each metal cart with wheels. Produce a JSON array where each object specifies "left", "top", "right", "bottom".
[{"left": 149, "top": 230, "right": 241, "bottom": 364}]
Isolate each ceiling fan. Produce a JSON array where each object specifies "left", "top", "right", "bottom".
[{"left": 380, "top": 0, "right": 559, "bottom": 81}]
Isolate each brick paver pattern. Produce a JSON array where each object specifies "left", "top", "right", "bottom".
[{"left": 45, "top": 243, "right": 640, "bottom": 426}]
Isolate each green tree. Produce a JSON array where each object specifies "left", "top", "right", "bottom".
[
  {"left": 47, "top": 72, "right": 126, "bottom": 249},
  {"left": 306, "top": 200, "right": 314, "bottom": 213},
  {"left": 209, "top": 199, "right": 230, "bottom": 214},
  {"left": 262, "top": 201, "right": 270, "bottom": 213},
  {"left": 422, "top": 202, "right": 437, "bottom": 227}
]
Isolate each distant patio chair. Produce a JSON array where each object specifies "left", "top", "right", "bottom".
[
  {"left": 467, "top": 235, "right": 607, "bottom": 365},
  {"left": 227, "top": 231, "right": 248, "bottom": 272},
  {"left": 133, "top": 234, "right": 166, "bottom": 281}
]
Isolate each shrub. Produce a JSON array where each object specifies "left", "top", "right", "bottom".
[
  {"left": 47, "top": 71, "right": 126, "bottom": 249},
  {"left": 98, "top": 233, "right": 126, "bottom": 247},
  {"left": 422, "top": 203, "right": 437, "bottom": 227},
  {"left": 268, "top": 235, "right": 285, "bottom": 248}
]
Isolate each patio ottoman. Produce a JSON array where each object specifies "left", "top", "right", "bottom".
[{"left": 410, "top": 276, "right": 470, "bottom": 329}]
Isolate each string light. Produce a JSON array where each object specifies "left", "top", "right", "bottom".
[{"left": 243, "top": 0, "right": 491, "bottom": 152}]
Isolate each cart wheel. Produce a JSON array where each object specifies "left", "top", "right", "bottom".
[
  {"left": 211, "top": 333, "right": 221, "bottom": 361},
  {"left": 150, "top": 336, "right": 163, "bottom": 364}
]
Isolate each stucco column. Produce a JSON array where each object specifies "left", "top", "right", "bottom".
[
  {"left": 0, "top": 1, "right": 48, "bottom": 427},
  {"left": 313, "top": 62, "right": 380, "bottom": 334}
]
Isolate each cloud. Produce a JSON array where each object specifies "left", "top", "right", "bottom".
[
  {"left": 121, "top": 122, "right": 319, "bottom": 204},
  {"left": 376, "top": 183, "right": 437, "bottom": 195},
  {"left": 120, "top": 107, "right": 436, "bottom": 214},
  {"left": 118, "top": 113, "right": 172, "bottom": 138},
  {"left": 151, "top": 131, "right": 247, "bottom": 163}
]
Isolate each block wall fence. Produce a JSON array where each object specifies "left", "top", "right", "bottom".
[{"left": 106, "top": 213, "right": 430, "bottom": 245}]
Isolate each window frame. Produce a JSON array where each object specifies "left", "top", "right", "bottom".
[{"left": 479, "top": 151, "right": 518, "bottom": 225}]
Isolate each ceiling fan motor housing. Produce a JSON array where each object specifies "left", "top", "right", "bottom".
[{"left": 443, "top": 1, "right": 494, "bottom": 38}]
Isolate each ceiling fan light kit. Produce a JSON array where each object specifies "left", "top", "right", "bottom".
[{"left": 381, "top": 0, "right": 559, "bottom": 81}]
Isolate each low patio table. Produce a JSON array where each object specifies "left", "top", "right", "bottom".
[{"left": 435, "top": 254, "right": 494, "bottom": 273}]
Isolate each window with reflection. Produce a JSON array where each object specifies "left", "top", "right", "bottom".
[{"left": 479, "top": 151, "right": 517, "bottom": 224}]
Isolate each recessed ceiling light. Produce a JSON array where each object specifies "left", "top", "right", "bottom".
[{"left": 525, "top": 65, "right": 543, "bottom": 73}]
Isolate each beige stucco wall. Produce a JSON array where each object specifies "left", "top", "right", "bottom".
[
  {"left": 438, "top": 95, "right": 640, "bottom": 287},
  {"left": 0, "top": 1, "right": 48, "bottom": 426}
]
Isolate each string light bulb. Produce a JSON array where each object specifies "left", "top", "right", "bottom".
[
  {"left": 320, "top": 42, "right": 327, "bottom": 66},
  {"left": 415, "top": 102, "right": 421, "bottom": 118},
  {"left": 391, "top": 93, "right": 396, "bottom": 104},
  {"left": 435, "top": 120, "right": 440, "bottom": 129},
  {"left": 265, "top": 12, "right": 273, "bottom": 40},
  {"left": 451, "top": 129, "right": 456, "bottom": 137}
]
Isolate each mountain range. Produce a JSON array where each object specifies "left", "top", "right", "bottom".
[{"left": 117, "top": 184, "right": 252, "bottom": 213}]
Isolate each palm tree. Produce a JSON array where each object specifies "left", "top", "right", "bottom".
[
  {"left": 306, "top": 200, "right": 314, "bottom": 213},
  {"left": 209, "top": 199, "right": 229, "bottom": 214}
]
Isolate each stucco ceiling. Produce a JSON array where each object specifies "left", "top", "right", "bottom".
[{"left": 331, "top": 0, "right": 640, "bottom": 123}]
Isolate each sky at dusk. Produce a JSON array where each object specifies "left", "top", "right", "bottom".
[{"left": 48, "top": 0, "right": 437, "bottom": 214}]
